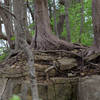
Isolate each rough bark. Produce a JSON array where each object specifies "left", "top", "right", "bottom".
[
  {"left": 92, "top": 0, "right": 100, "bottom": 50},
  {"left": 13, "top": 0, "right": 31, "bottom": 49},
  {"left": 31, "top": 0, "right": 75, "bottom": 50},
  {"left": 53, "top": 0, "right": 59, "bottom": 37},
  {"left": 12, "top": 0, "right": 39, "bottom": 99},
  {"left": 19, "top": 39, "right": 39, "bottom": 100},
  {"left": 57, "top": 14, "right": 65, "bottom": 38},
  {"left": 64, "top": 0, "right": 71, "bottom": 42}
]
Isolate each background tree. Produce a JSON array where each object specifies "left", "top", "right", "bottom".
[
  {"left": 53, "top": 0, "right": 59, "bottom": 37},
  {"left": 13, "top": 0, "right": 32, "bottom": 50},
  {"left": 79, "top": 0, "right": 84, "bottom": 43},
  {"left": 0, "top": 0, "right": 93, "bottom": 58},
  {"left": 31, "top": 0, "right": 74, "bottom": 50},
  {"left": 0, "top": 0, "right": 14, "bottom": 49},
  {"left": 64, "top": 0, "right": 71, "bottom": 42},
  {"left": 0, "top": 19, "right": 7, "bottom": 40},
  {"left": 92, "top": 0, "right": 100, "bottom": 51}
]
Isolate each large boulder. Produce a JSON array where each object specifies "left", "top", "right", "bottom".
[{"left": 78, "top": 75, "right": 100, "bottom": 100}]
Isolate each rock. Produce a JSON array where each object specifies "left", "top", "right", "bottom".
[
  {"left": 0, "top": 78, "right": 8, "bottom": 100},
  {"left": 78, "top": 75, "right": 100, "bottom": 100},
  {"left": 68, "top": 73, "right": 76, "bottom": 77},
  {"left": 57, "top": 57, "right": 77, "bottom": 70}
]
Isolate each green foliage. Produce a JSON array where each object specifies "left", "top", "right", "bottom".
[
  {"left": 11, "top": 36, "right": 15, "bottom": 41},
  {"left": 81, "top": 33, "right": 93, "bottom": 46},
  {"left": 28, "top": 0, "right": 93, "bottom": 46},
  {"left": 57, "top": 0, "right": 93, "bottom": 46},
  {"left": 0, "top": 48, "right": 8, "bottom": 61},
  {"left": 9, "top": 95, "right": 21, "bottom": 100},
  {"left": 28, "top": 23, "right": 35, "bottom": 36},
  {"left": 0, "top": 52, "right": 8, "bottom": 61}
]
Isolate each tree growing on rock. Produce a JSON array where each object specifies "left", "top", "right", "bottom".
[{"left": 31, "top": 0, "right": 75, "bottom": 50}]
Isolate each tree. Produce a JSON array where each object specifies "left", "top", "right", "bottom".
[
  {"left": 64, "top": 0, "right": 71, "bottom": 42},
  {"left": 57, "top": 14, "right": 65, "bottom": 39},
  {"left": 13, "top": 0, "right": 31, "bottom": 50},
  {"left": 31, "top": 0, "right": 75, "bottom": 50},
  {"left": 0, "top": 19, "right": 7, "bottom": 40},
  {"left": 79, "top": 0, "right": 84, "bottom": 43},
  {"left": 92, "top": 0, "right": 100, "bottom": 51},
  {"left": 53, "top": 0, "right": 59, "bottom": 37},
  {"left": 0, "top": 0, "right": 15, "bottom": 49},
  {"left": 12, "top": 1, "right": 39, "bottom": 99}
]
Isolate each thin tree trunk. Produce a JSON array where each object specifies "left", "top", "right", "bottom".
[
  {"left": 53, "top": 0, "right": 59, "bottom": 37},
  {"left": 64, "top": 0, "right": 71, "bottom": 42},
  {"left": 0, "top": 0, "right": 15, "bottom": 49},
  {"left": 12, "top": 0, "right": 39, "bottom": 99},
  {"left": 13, "top": 0, "right": 31, "bottom": 50},
  {"left": 16, "top": 19, "right": 39, "bottom": 100},
  {"left": 92, "top": 0, "right": 100, "bottom": 50},
  {"left": 79, "top": 0, "right": 84, "bottom": 43},
  {"left": 13, "top": 19, "right": 39, "bottom": 100},
  {"left": 48, "top": 1, "right": 52, "bottom": 20},
  {"left": 57, "top": 14, "right": 65, "bottom": 38}
]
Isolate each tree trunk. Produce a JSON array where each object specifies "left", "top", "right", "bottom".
[
  {"left": 48, "top": 0, "right": 52, "bottom": 20},
  {"left": 53, "top": 0, "right": 59, "bottom": 37},
  {"left": 13, "top": 0, "right": 31, "bottom": 49},
  {"left": 57, "top": 14, "right": 65, "bottom": 39},
  {"left": 92, "top": 0, "right": 100, "bottom": 50},
  {"left": 12, "top": 0, "right": 39, "bottom": 99},
  {"left": 0, "top": 19, "right": 7, "bottom": 40},
  {"left": 0, "top": 0, "right": 14, "bottom": 49},
  {"left": 64, "top": 0, "right": 71, "bottom": 42},
  {"left": 31, "top": 0, "right": 74, "bottom": 50},
  {"left": 79, "top": 0, "right": 84, "bottom": 43}
]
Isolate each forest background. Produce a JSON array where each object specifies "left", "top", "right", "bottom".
[{"left": 0, "top": 0, "right": 92, "bottom": 60}]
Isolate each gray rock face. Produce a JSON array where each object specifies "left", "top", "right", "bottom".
[
  {"left": 78, "top": 75, "right": 100, "bottom": 100},
  {"left": 0, "top": 78, "right": 8, "bottom": 100},
  {"left": 57, "top": 57, "right": 77, "bottom": 70}
]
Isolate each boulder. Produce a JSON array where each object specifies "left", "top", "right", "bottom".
[{"left": 78, "top": 75, "right": 100, "bottom": 100}]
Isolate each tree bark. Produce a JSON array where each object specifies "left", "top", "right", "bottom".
[
  {"left": 53, "top": 0, "right": 59, "bottom": 37},
  {"left": 12, "top": 0, "right": 39, "bottom": 99},
  {"left": 64, "top": 0, "right": 71, "bottom": 42},
  {"left": 79, "top": 0, "right": 84, "bottom": 43},
  {"left": 31, "top": 0, "right": 74, "bottom": 50},
  {"left": 13, "top": 0, "right": 31, "bottom": 49},
  {"left": 57, "top": 14, "right": 65, "bottom": 38},
  {"left": 92, "top": 0, "right": 100, "bottom": 50}
]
